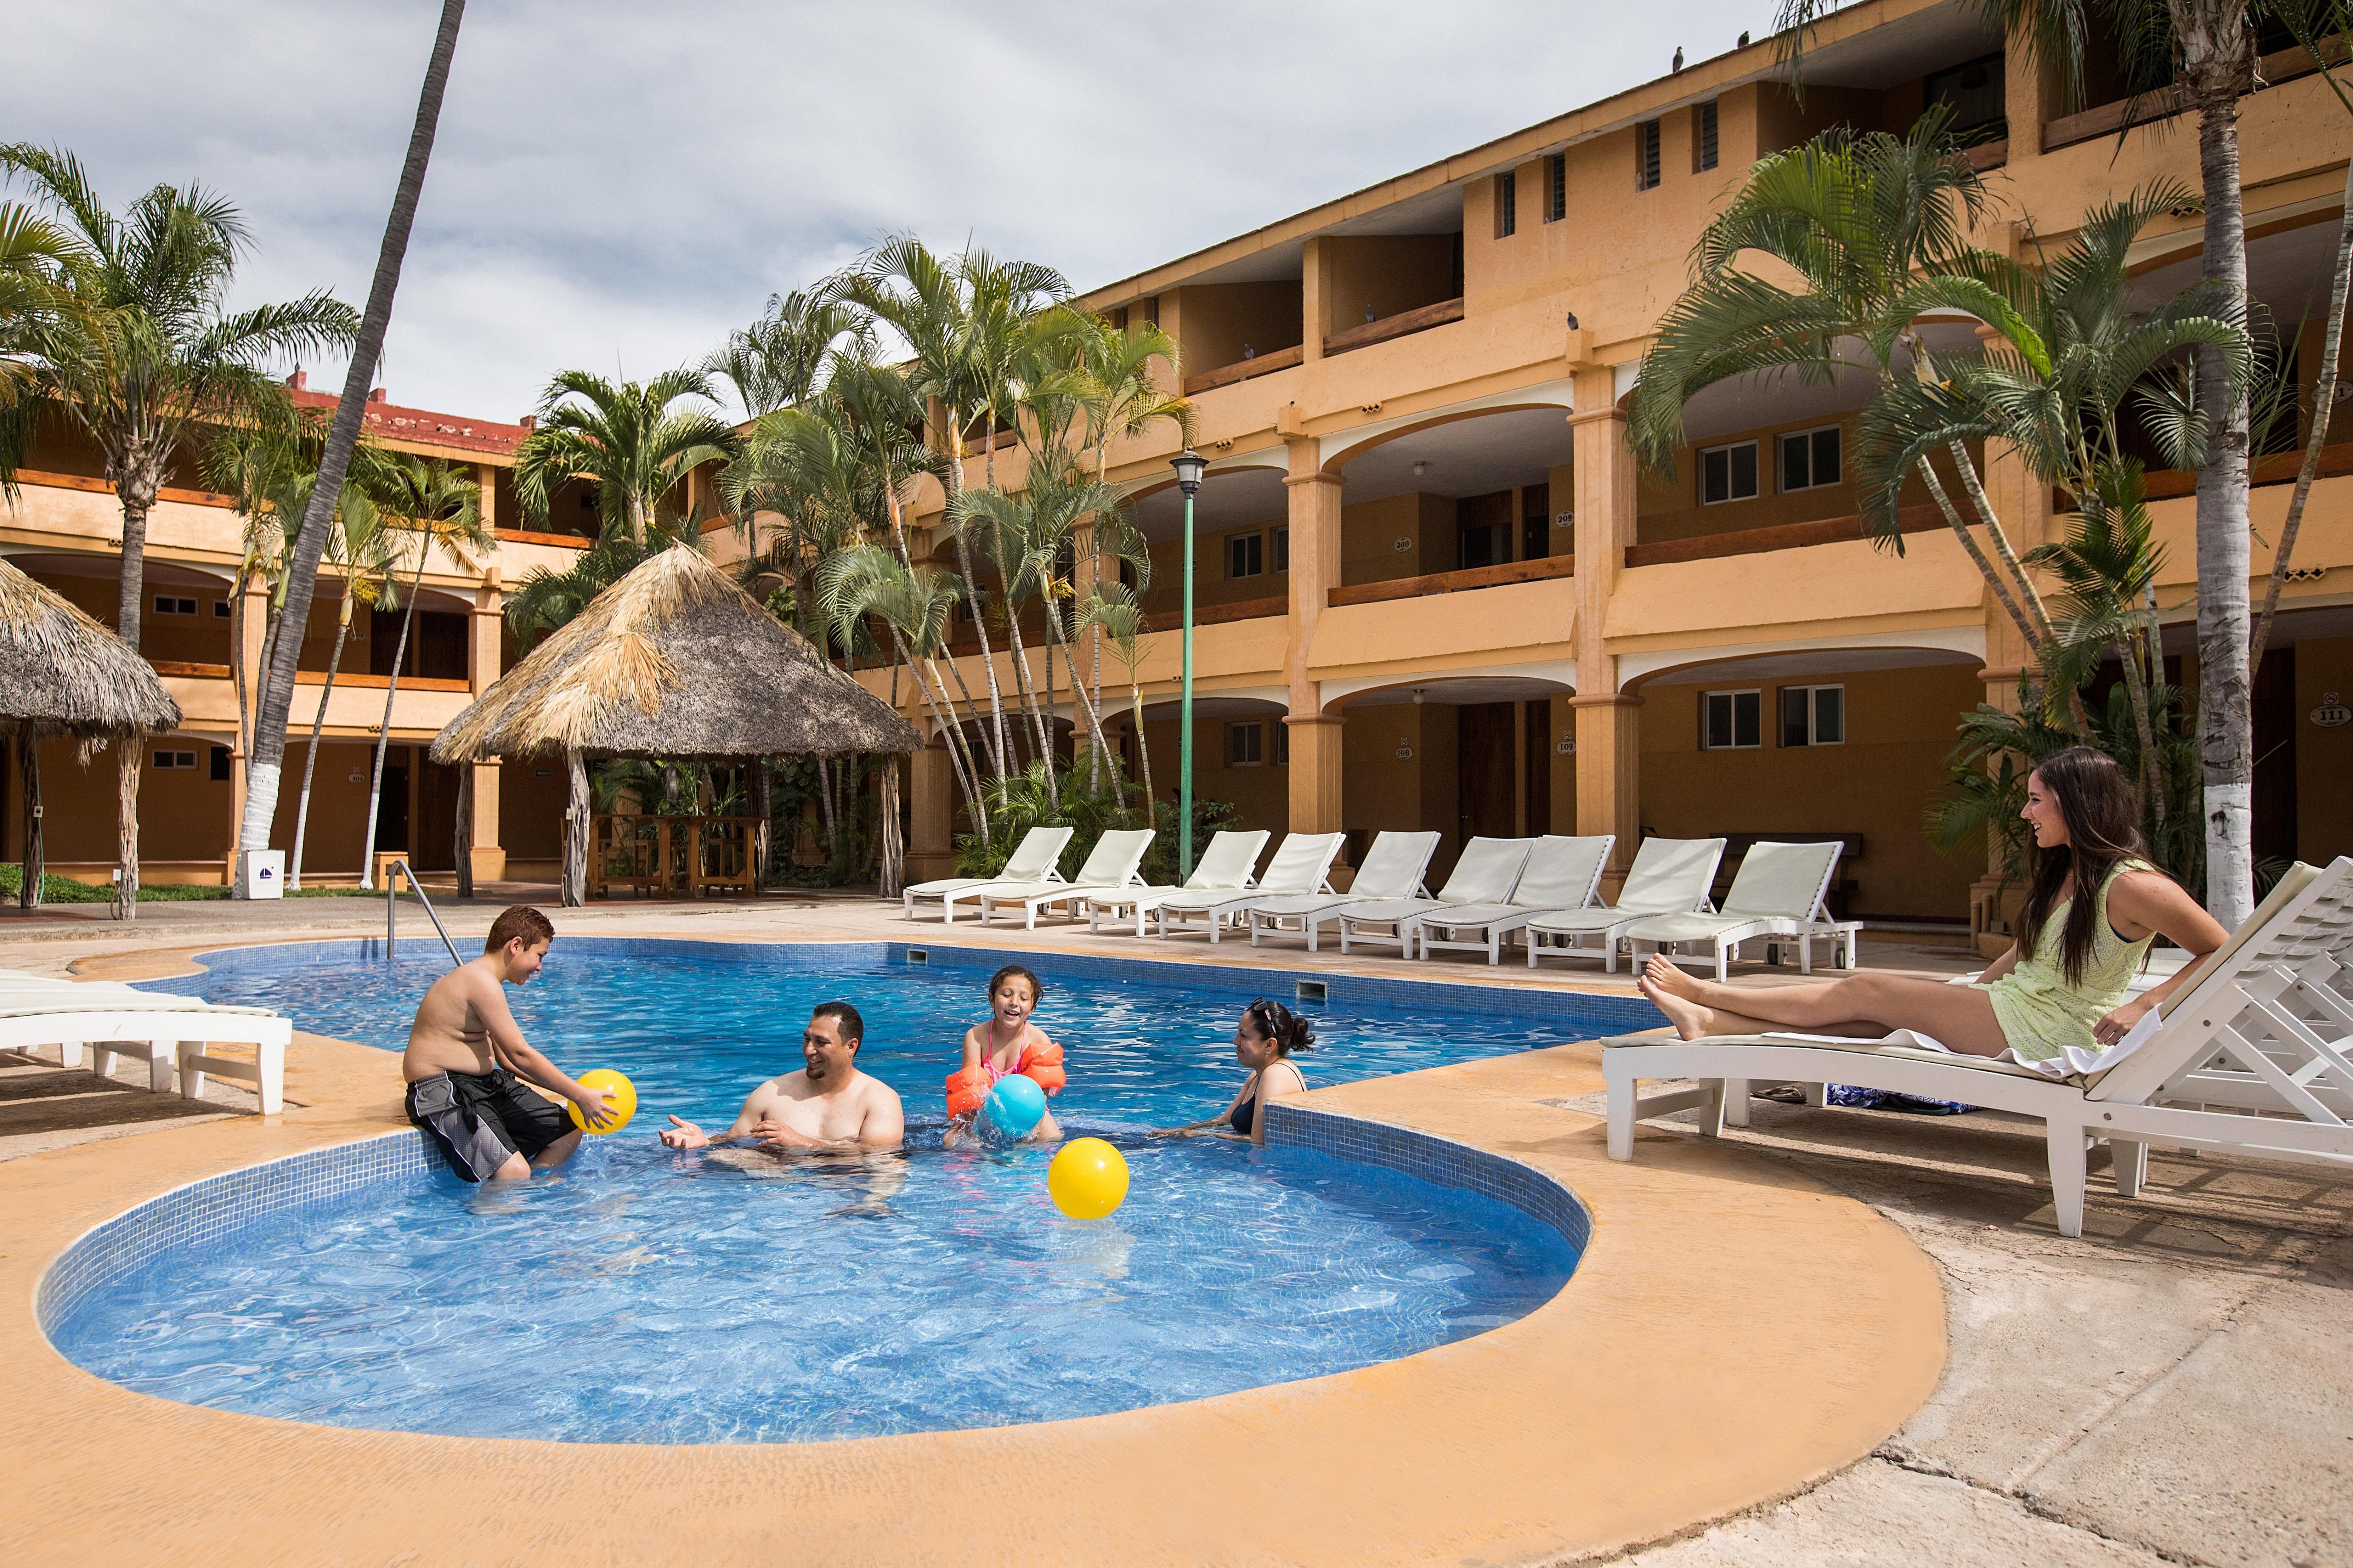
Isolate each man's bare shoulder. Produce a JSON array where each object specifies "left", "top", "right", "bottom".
[{"left": 856, "top": 1071, "right": 903, "bottom": 1109}]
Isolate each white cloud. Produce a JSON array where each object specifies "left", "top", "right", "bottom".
[{"left": 7, "top": 0, "right": 1766, "bottom": 419}]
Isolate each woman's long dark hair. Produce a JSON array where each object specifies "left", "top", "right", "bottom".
[
  {"left": 2015, "top": 747, "right": 2152, "bottom": 986},
  {"left": 1244, "top": 998, "right": 1317, "bottom": 1055}
]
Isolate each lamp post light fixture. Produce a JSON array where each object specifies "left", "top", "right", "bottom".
[{"left": 1171, "top": 448, "right": 1208, "bottom": 879}]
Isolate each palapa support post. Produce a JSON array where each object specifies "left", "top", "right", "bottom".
[
  {"left": 454, "top": 764, "right": 473, "bottom": 900},
  {"left": 113, "top": 731, "right": 139, "bottom": 922},
  {"left": 563, "top": 747, "right": 590, "bottom": 908},
  {"left": 18, "top": 719, "right": 41, "bottom": 908},
  {"left": 752, "top": 759, "right": 770, "bottom": 895}
]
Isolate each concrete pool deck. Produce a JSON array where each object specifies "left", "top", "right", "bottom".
[{"left": 1, "top": 896, "right": 2346, "bottom": 1565}]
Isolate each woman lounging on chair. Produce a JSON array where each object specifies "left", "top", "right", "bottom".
[{"left": 1637, "top": 748, "right": 2228, "bottom": 1065}]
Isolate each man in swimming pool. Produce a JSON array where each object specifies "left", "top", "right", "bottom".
[
  {"left": 658, "top": 1001, "right": 905, "bottom": 1154},
  {"left": 403, "top": 905, "right": 617, "bottom": 1182}
]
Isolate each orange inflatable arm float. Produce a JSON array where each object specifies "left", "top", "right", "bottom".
[
  {"left": 944, "top": 1064, "right": 988, "bottom": 1117},
  {"left": 1018, "top": 1038, "right": 1066, "bottom": 1096}
]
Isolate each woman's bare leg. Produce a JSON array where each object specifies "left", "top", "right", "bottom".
[{"left": 1639, "top": 956, "right": 2010, "bottom": 1055}]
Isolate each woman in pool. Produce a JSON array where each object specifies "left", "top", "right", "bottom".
[
  {"left": 944, "top": 964, "right": 1063, "bottom": 1146},
  {"left": 1152, "top": 998, "right": 1316, "bottom": 1147},
  {"left": 1636, "top": 746, "right": 2229, "bottom": 1064}
]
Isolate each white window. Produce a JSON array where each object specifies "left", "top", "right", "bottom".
[
  {"left": 1271, "top": 525, "right": 1289, "bottom": 573},
  {"left": 1700, "top": 441, "right": 1759, "bottom": 504},
  {"left": 152, "top": 595, "right": 197, "bottom": 616},
  {"left": 1226, "top": 721, "right": 1264, "bottom": 767},
  {"left": 1701, "top": 690, "right": 1762, "bottom": 750},
  {"left": 1227, "top": 532, "right": 1263, "bottom": 580},
  {"left": 1779, "top": 425, "right": 1843, "bottom": 493},
  {"left": 151, "top": 748, "right": 199, "bottom": 770},
  {"left": 1780, "top": 684, "right": 1845, "bottom": 746}
]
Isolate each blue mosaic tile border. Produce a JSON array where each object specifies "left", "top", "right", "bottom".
[
  {"left": 1262, "top": 1101, "right": 1592, "bottom": 1257},
  {"left": 35, "top": 1131, "right": 436, "bottom": 1339},
  {"left": 136, "top": 936, "right": 1662, "bottom": 1036}
]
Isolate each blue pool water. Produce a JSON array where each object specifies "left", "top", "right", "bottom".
[{"left": 48, "top": 941, "right": 1651, "bottom": 1444}]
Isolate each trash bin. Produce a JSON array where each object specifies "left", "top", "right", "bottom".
[{"left": 236, "top": 849, "right": 285, "bottom": 900}]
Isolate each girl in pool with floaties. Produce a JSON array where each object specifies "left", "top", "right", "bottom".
[{"left": 942, "top": 964, "right": 1065, "bottom": 1146}]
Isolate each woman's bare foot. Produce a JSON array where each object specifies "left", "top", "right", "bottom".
[
  {"left": 1638, "top": 975, "right": 1713, "bottom": 1041},
  {"left": 1641, "top": 955, "right": 1705, "bottom": 1003}
]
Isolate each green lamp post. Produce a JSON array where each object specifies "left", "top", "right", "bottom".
[{"left": 1170, "top": 447, "right": 1208, "bottom": 879}]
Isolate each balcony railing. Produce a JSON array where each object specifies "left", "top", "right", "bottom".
[
  {"left": 1182, "top": 344, "right": 1304, "bottom": 396},
  {"left": 1624, "top": 504, "right": 1943, "bottom": 567},
  {"left": 1328, "top": 553, "right": 1572, "bottom": 607},
  {"left": 1143, "top": 594, "right": 1287, "bottom": 631},
  {"left": 1323, "top": 296, "right": 1465, "bottom": 359},
  {"left": 2043, "top": 35, "right": 2346, "bottom": 151},
  {"left": 2129, "top": 439, "right": 2353, "bottom": 503}
]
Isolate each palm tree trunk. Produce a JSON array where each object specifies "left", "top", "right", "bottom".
[
  {"left": 110, "top": 736, "right": 139, "bottom": 921},
  {"left": 288, "top": 608, "right": 353, "bottom": 890},
  {"left": 1917, "top": 455, "right": 2091, "bottom": 738},
  {"left": 114, "top": 487, "right": 153, "bottom": 653},
  {"left": 2251, "top": 154, "right": 2353, "bottom": 670},
  {"left": 361, "top": 554, "right": 429, "bottom": 890},
  {"left": 17, "top": 719, "right": 41, "bottom": 908},
  {"left": 563, "top": 745, "right": 588, "bottom": 907},
  {"left": 918, "top": 655, "right": 988, "bottom": 840},
  {"left": 1130, "top": 677, "right": 1157, "bottom": 828},
  {"left": 454, "top": 762, "right": 473, "bottom": 900},
  {"left": 2189, "top": 53, "right": 2257, "bottom": 928},
  {"left": 2119, "top": 630, "right": 2165, "bottom": 832},
  {"left": 238, "top": 0, "right": 466, "bottom": 876},
  {"left": 229, "top": 570, "right": 252, "bottom": 764},
  {"left": 814, "top": 755, "right": 839, "bottom": 872},
  {"left": 941, "top": 442, "right": 1012, "bottom": 780},
  {"left": 1045, "top": 600, "right": 1119, "bottom": 805},
  {"left": 993, "top": 539, "right": 1054, "bottom": 797},
  {"left": 879, "top": 755, "right": 904, "bottom": 899}
]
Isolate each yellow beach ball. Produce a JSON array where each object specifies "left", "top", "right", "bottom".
[
  {"left": 1048, "top": 1137, "right": 1129, "bottom": 1219},
  {"left": 567, "top": 1068, "right": 638, "bottom": 1134}
]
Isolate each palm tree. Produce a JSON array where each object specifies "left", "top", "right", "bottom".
[
  {"left": 1630, "top": 118, "right": 2086, "bottom": 716},
  {"left": 235, "top": 0, "right": 466, "bottom": 879},
  {"left": 513, "top": 367, "right": 738, "bottom": 546},
  {"left": 0, "top": 147, "right": 356, "bottom": 917},
  {"left": 358, "top": 454, "right": 492, "bottom": 888},
  {"left": 281, "top": 470, "right": 400, "bottom": 890},
  {"left": 0, "top": 202, "right": 92, "bottom": 460},
  {"left": 1074, "top": 583, "right": 1159, "bottom": 826},
  {"left": 704, "top": 288, "right": 862, "bottom": 418}
]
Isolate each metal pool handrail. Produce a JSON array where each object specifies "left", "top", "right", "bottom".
[{"left": 385, "top": 859, "right": 465, "bottom": 969}]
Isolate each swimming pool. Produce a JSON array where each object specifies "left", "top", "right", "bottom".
[{"left": 47, "top": 940, "right": 1655, "bottom": 1444}]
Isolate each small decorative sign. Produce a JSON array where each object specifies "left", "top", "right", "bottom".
[{"left": 2314, "top": 691, "right": 2352, "bottom": 729}]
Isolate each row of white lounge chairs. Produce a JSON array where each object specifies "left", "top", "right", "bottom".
[
  {"left": 0, "top": 968, "right": 291, "bottom": 1113},
  {"left": 901, "top": 825, "right": 1864, "bottom": 974}
]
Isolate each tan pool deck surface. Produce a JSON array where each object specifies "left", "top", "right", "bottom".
[{"left": 1, "top": 893, "right": 2347, "bottom": 1566}]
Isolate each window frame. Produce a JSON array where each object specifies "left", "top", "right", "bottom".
[
  {"left": 1270, "top": 524, "right": 1289, "bottom": 574},
  {"left": 150, "top": 747, "right": 200, "bottom": 770},
  {"left": 1494, "top": 170, "right": 1517, "bottom": 238},
  {"left": 1544, "top": 152, "right": 1567, "bottom": 221},
  {"left": 1779, "top": 684, "right": 1846, "bottom": 748},
  {"left": 1273, "top": 720, "right": 1289, "bottom": 767},
  {"left": 1226, "top": 531, "right": 1263, "bottom": 581},
  {"left": 1699, "top": 440, "right": 1760, "bottom": 505},
  {"left": 1225, "top": 719, "right": 1265, "bottom": 768},
  {"left": 1636, "top": 119, "right": 1662, "bottom": 190},
  {"left": 1694, "top": 101, "right": 1720, "bottom": 171},
  {"left": 152, "top": 594, "right": 198, "bottom": 617},
  {"left": 1700, "top": 689, "right": 1763, "bottom": 751},
  {"left": 1777, "top": 424, "right": 1843, "bottom": 493}
]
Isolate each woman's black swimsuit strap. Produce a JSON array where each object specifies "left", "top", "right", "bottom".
[{"left": 1231, "top": 1096, "right": 1255, "bottom": 1136}]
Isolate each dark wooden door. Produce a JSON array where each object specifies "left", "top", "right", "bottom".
[
  {"left": 2253, "top": 646, "right": 2298, "bottom": 869},
  {"left": 1521, "top": 482, "right": 1552, "bottom": 562},
  {"left": 376, "top": 753, "right": 410, "bottom": 854},
  {"left": 1523, "top": 698, "right": 1552, "bottom": 836},
  {"left": 1458, "top": 702, "right": 1517, "bottom": 844},
  {"left": 1456, "top": 490, "right": 1513, "bottom": 569},
  {"left": 415, "top": 759, "right": 462, "bottom": 871}
]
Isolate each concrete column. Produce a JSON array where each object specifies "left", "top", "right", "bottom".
[
  {"left": 467, "top": 574, "right": 507, "bottom": 882},
  {"left": 1569, "top": 369, "right": 1642, "bottom": 886},
  {"left": 908, "top": 735, "right": 957, "bottom": 883},
  {"left": 2003, "top": 33, "right": 2052, "bottom": 159},
  {"left": 1301, "top": 237, "right": 1330, "bottom": 362},
  {"left": 476, "top": 463, "right": 499, "bottom": 532},
  {"left": 1282, "top": 437, "right": 1346, "bottom": 838}
]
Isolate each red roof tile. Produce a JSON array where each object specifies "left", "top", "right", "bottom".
[{"left": 290, "top": 388, "right": 526, "bottom": 457}]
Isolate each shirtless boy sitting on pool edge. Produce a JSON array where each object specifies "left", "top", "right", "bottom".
[
  {"left": 659, "top": 1002, "right": 905, "bottom": 1155},
  {"left": 404, "top": 905, "right": 616, "bottom": 1182}
]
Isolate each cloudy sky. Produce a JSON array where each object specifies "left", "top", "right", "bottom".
[{"left": 11, "top": 0, "right": 1768, "bottom": 422}]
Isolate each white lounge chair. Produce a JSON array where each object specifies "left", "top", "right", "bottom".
[
  {"left": 1524, "top": 836, "right": 1727, "bottom": 972},
  {"left": 901, "top": 826, "right": 1074, "bottom": 922},
  {"left": 977, "top": 829, "right": 1157, "bottom": 930},
  {"left": 1412, "top": 834, "right": 1616, "bottom": 964},
  {"left": 1620, "top": 839, "right": 1858, "bottom": 981},
  {"left": 1602, "top": 856, "right": 2353, "bottom": 1239},
  {"left": 1078, "top": 829, "right": 1271, "bottom": 936},
  {"left": 1, "top": 970, "right": 294, "bottom": 1115},
  {"left": 1151, "top": 832, "right": 1348, "bottom": 944},
  {"left": 1244, "top": 831, "right": 1443, "bottom": 952},
  {"left": 1338, "top": 837, "right": 1537, "bottom": 957}
]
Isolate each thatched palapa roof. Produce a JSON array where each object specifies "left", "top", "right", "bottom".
[
  {"left": 432, "top": 543, "right": 920, "bottom": 764},
  {"left": 0, "top": 558, "right": 183, "bottom": 734}
]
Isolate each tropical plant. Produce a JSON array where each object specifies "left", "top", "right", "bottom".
[
  {"left": 358, "top": 454, "right": 492, "bottom": 887},
  {"left": 238, "top": 0, "right": 465, "bottom": 880},
  {"left": 276, "top": 469, "right": 400, "bottom": 889},
  {"left": 0, "top": 201, "right": 90, "bottom": 445},
  {"left": 512, "top": 367, "right": 738, "bottom": 546},
  {"left": 1073, "top": 583, "right": 1158, "bottom": 825},
  {"left": 703, "top": 287, "right": 862, "bottom": 417},
  {"left": 816, "top": 543, "right": 986, "bottom": 840}
]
